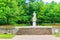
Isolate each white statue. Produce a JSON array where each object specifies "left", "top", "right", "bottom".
[{"left": 32, "top": 11, "right": 36, "bottom": 26}]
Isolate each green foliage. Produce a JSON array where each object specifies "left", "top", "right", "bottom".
[{"left": 0, "top": 0, "right": 60, "bottom": 25}]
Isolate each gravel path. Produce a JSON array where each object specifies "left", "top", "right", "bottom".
[{"left": 0, "top": 35, "right": 60, "bottom": 40}]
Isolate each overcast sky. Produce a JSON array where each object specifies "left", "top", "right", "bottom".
[
  {"left": 43, "top": 0, "right": 60, "bottom": 3},
  {"left": 26, "top": 0, "right": 60, "bottom": 3}
]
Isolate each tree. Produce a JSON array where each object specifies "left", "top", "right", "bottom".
[{"left": 0, "top": 0, "right": 19, "bottom": 24}]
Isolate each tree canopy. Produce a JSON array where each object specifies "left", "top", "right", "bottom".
[{"left": 0, "top": 0, "right": 60, "bottom": 25}]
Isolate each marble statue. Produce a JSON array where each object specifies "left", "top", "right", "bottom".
[{"left": 32, "top": 11, "right": 36, "bottom": 26}]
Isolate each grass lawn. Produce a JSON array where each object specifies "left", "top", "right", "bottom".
[
  {"left": 38, "top": 23, "right": 60, "bottom": 26},
  {"left": 38, "top": 23, "right": 53, "bottom": 26},
  {"left": 0, "top": 34, "right": 15, "bottom": 38},
  {"left": 53, "top": 33, "right": 60, "bottom": 37},
  {"left": 0, "top": 24, "right": 31, "bottom": 28},
  {"left": 0, "top": 24, "right": 31, "bottom": 26},
  {"left": 14, "top": 24, "right": 31, "bottom": 26}
]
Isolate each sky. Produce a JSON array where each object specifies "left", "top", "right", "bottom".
[
  {"left": 43, "top": 0, "right": 60, "bottom": 3},
  {"left": 26, "top": 0, "right": 60, "bottom": 3}
]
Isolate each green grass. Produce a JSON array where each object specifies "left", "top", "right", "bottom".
[
  {"left": 0, "top": 34, "right": 15, "bottom": 38},
  {"left": 53, "top": 33, "right": 60, "bottom": 37},
  {"left": 13, "top": 24, "right": 31, "bottom": 26},
  {"left": 38, "top": 23, "right": 53, "bottom": 26},
  {"left": 0, "top": 24, "right": 31, "bottom": 28},
  {"left": 38, "top": 23, "right": 60, "bottom": 26}
]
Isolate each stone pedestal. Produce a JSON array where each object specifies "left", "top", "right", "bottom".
[{"left": 33, "top": 21, "right": 36, "bottom": 26}]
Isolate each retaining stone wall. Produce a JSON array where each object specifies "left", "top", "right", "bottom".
[{"left": 16, "top": 28, "right": 52, "bottom": 35}]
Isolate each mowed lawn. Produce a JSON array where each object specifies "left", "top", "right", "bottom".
[
  {"left": 0, "top": 34, "right": 15, "bottom": 38},
  {"left": 53, "top": 33, "right": 60, "bottom": 37}
]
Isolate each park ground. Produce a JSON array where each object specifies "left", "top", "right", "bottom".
[{"left": 0, "top": 35, "right": 60, "bottom": 40}]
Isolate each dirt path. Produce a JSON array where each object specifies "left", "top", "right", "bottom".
[{"left": 0, "top": 35, "right": 60, "bottom": 40}]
